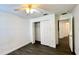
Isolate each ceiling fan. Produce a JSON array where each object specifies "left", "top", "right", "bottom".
[{"left": 14, "top": 4, "right": 40, "bottom": 14}]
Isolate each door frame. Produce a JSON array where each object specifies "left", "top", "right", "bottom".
[
  {"left": 72, "top": 17, "right": 75, "bottom": 54},
  {"left": 30, "top": 19, "right": 49, "bottom": 44},
  {"left": 58, "top": 15, "right": 75, "bottom": 53},
  {"left": 31, "top": 21, "right": 40, "bottom": 44}
]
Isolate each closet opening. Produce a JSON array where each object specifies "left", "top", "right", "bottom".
[{"left": 34, "top": 22, "right": 41, "bottom": 44}]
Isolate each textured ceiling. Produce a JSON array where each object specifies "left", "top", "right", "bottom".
[{"left": 0, "top": 4, "right": 76, "bottom": 19}]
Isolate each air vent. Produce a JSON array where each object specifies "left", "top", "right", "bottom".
[
  {"left": 43, "top": 13, "right": 48, "bottom": 15},
  {"left": 61, "top": 13, "right": 67, "bottom": 15}
]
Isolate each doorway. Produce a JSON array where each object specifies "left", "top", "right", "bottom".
[
  {"left": 58, "top": 19, "right": 74, "bottom": 53},
  {"left": 59, "top": 20, "right": 70, "bottom": 39},
  {"left": 35, "top": 22, "right": 41, "bottom": 43}
]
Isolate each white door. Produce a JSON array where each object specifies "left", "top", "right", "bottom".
[
  {"left": 40, "top": 20, "right": 56, "bottom": 48},
  {"left": 69, "top": 17, "right": 74, "bottom": 52}
]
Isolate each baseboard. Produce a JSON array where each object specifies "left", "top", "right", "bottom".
[{"left": 4, "top": 41, "right": 31, "bottom": 55}]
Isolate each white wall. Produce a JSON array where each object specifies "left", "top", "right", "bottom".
[
  {"left": 59, "top": 20, "right": 70, "bottom": 38},
  {"left": 72, "top": 5, "right": 79, "bottom": 54},
  {"left": 0, "top": 11, "right": 31, "bottom": 55}
]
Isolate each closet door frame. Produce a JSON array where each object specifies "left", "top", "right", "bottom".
[
  {"left": 31, "top": 20, "right": 46, "bottom": 44},
  {"left": 30, "top": 14, "right": 56, "bottom": 48}
]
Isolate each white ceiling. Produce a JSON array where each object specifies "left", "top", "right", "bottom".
[
  {"left": 39, "top": 4, "right": 76, "bottom": 15},
  {"left": 0, "top": 4, "right": 76, "bottom": 19}
]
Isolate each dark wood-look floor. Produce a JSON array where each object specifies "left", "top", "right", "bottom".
[{"left": 8, "top": 37, "right": 74, "bottom": 55}]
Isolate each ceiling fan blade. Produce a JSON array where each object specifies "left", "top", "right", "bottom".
[
  {"left": 14, "top": 8, "right": 26, "bottom": 11},
  {"left": 14, "top": 4, "right": 40, "bottom": 11}
]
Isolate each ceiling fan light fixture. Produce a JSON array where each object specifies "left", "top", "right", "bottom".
[
  {"left": 25, "top": 8, "right": 38, "bottom": 14},
  {"left": 25, "top": 8, "right": 30, "bottom": 14}
]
